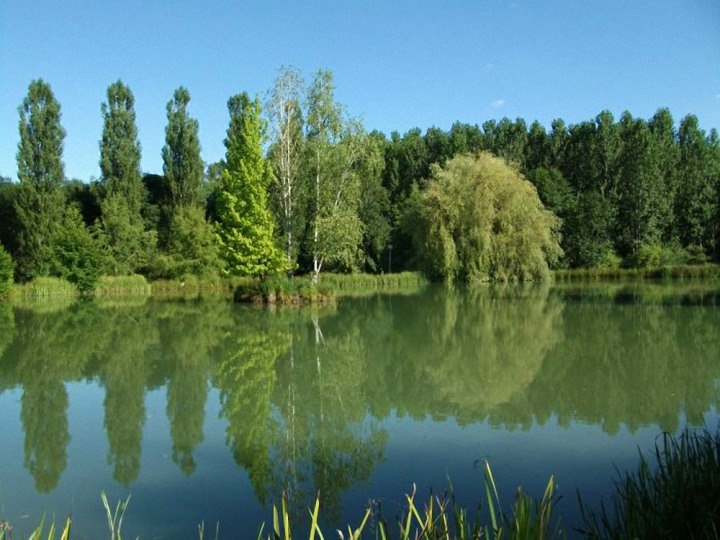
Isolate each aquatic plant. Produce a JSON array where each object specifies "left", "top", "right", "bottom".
[{"left": 579, "top": 427, "right": 720, "bottom": 538}]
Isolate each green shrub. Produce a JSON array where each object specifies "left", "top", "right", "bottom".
[{"left": 0, "top": 243, "right": 14, "bottom": 298}]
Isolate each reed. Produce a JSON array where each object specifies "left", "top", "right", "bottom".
[
  {"left": 579, "top": 427, "right": 720, "bottom": 539},
  {"left": 234, "top": 275, "right": 335, "bottom": 305},
  {"left": 14, "top": 277, "right": 78, "bottom": 299},
  {"left": 319, "top": 271, "right": 428, "bottom": 292},
  {"left": 553, "top": 264, "right": 720, "bottom": 283},
  {"left": 93, "top": 275, "right": 151, "bottom": 297}
]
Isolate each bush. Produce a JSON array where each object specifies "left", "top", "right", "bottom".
[{"left": 0, "top": 243, "right": 14, "bottom": 298}]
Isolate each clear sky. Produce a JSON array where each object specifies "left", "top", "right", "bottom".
[{"left": 1, "top": 0, "right": 718, "bottom": 182}]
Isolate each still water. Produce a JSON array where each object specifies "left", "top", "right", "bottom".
[{"left": 0, "top": 283, "right": 719, "bottom": 538}]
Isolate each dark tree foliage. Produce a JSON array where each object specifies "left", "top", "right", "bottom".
[{"left": 15, "top": 79, "right": 66, "bottom": 280}]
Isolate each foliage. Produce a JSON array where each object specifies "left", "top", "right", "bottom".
[
  {"left": 266, "top": 66, "right": 307, "bottom": 269},
  {"left": 580, "top": 428, "right": 720, "bottom": 539},
  {"left": 215, "top": 93, "right": 286, "bottom": 277},
  {"left": 357, "top": 131, "right": 392, "bottom": 272},
  {"left": 0, "top": 243, "right": 14, "bottom": 298},
  {"left": 52, "top": 205, "right": 106, "bottom": 293},
  {"left": 99, "top": 80, "right": 152, "bottom": 271},
  {"left": 305, "top": 70, "right": 365, "bottom": 280},
  {"left": 156, "top": 205, "right": 224, "bottom": 280},
  {"left": 162, "top": 87, "right": 205, "bottom": 209},
  {"left": 99, "top": 194, "right": 157, "bottom": 275},
  {"left": 15, "top": 79, "right": 67, "bottom": 280},
  {"left": 415, "top": 153, "right": 562, "bottom": 282},
  {"left": 100, "top": 80, "right": 144, "bottom": 215}
]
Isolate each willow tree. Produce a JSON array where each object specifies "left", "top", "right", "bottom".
[
  {"left": 415, "top": 153, "right": 562, "bottom": 282},
  {"left": 215, "top": 93, "right": 285, "bottom": 276}
]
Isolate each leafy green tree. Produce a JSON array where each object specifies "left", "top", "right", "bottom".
[
  {"left": 415, "top": 153, "right": 562, "bottom": 282},
  {"left": 154, "top": 205, "right": 223, "bottom": 279},
  {"left": 215, "top": 93, "right": 285, "bottom": 277},
  {"left": 648, "top": 108, "right": 680, "bottom": 243},
  {"left": 161, "top": 87, "right": 220, "bottom": 277},
  {"left": 449, "top": 121, "right": 484, "bottom": 156},
  {"left": 163, "top": 87, "right": 205, "bottom": 210},
  {"left": 100, "top": 194, "right": 156, "bottom": 275},
  {"left": 0, "top": 242, "right": 14, "bottom": 298},
  {"left": 99, "top": 80, "right": 155, "bottom": 272},
  {"left": 305, "top": 70, "right": 365, "bottom": 281},
  {"left": 676, "top": 115, "right": 717, "bottom": 257},
  {"left": 357, "top": 131, "right": 391, "bottom": 271},
  {"left": 0, "top": 177, "right": 20, "bottom": 259},
  {"left": 100, "top": 81, "right": 144, "bottom": 214},
  {"left": 266, "top": 66, "right": 307, "bottom": 269},
  {"left": 616, "top": 113, "right": 664, "bottom": 259},
  {"left": 53, "top": 205, "right": 106, "bottom": 292},
  {"left": 15, "top": 79, "right": 66, "bottom": 280},
  {"left": 489, "top": 117, "right": 528, "bottom": 168},
  {"left": 526, "top": 121, "right": 551, "bottom": 171}
]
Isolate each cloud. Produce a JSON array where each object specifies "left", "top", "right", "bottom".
[{"left": 491, "top": 99, "right": 506, "bottom": 108}]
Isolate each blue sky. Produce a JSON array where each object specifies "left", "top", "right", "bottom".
[{"left": 1, "top": 0, "right": 718, "bottom": 181}]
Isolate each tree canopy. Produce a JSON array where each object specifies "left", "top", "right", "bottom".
[{"left": 414, "top": 153, "right": 562, "bottom": 282}]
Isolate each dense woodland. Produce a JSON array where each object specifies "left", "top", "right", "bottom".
[{"left": 1, "top": 68, "right": 719, "bottom": 293}]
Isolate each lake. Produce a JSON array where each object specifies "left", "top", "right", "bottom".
[{"left": 1, "top": 283, "right": 719, "bottom": 538}]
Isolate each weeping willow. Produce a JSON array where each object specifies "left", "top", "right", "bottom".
[{"left": 416, "top": 153, "right": 563, "bottom": 282}]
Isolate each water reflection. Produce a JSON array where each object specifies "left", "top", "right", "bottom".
[{"left": 0, "top": 284, "right": 719, "bottom": 516}]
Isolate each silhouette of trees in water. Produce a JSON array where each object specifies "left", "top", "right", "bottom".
[{"left": 0, "top": 286, "right": 719, "bottom": 507}]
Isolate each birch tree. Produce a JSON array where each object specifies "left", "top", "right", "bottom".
[
  {"left": 305, "top": 70, "right": 365, "bottom": 283},
  {"left": 266, "top": 67, "right": 306, "bottom": 270}
]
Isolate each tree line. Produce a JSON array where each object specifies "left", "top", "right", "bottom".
[{"left": 1, "top": 69, "right": 719, "bottom": 291}]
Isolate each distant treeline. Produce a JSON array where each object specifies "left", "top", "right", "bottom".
[{"left": 1, "top": 69, "right": 718, "bottom": 294}]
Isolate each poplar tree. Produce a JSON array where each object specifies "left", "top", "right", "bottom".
[
  {"left": 15, "top": 79, "right": 66, "bottom": 279},
  {"left": 160, "top": 87, "right": 221, "bottom": 277},
  {"left": 676, "top": 115, "right": 717, "bottom": 258},
  {"left": 99, "top": 80, "right": 155, "bottom": 274},
  {"left": 215, "top": 93, "right": 285, "bottom": 276},
  {"left": 163, "top": 87, "right": 204, "bottom": 211}
]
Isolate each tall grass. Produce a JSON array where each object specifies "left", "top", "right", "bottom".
[
  {"left": 553, "top": 263, "right": 720, "bottom": 283},
  {"left": 14, "top": 277, "right": 78, "bottom": 299},
  {"left": 93, "top": 275, "right": 151, "bottom": 297},
  {"left": 579, "top": 427, "right": 720, "bottom": 539},
  {"left": 7, "top": 429, "right": 720, "bottom": 538},
  {"left": 319, "top": 271, "right": 428, "bottom": 292}
]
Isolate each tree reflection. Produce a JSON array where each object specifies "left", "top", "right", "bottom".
[
  {"left": 98, "top": 306, "right": 156, "bottom": 485},
  {"left": 159, "top": 300, "right": 232, "bottom": 475},
  {"left": 7, "top": 302, "right": 106, "bottom": 491},
  {"left": 214, "top": 308, "right": 291, "bottom": 503},
  {"left": 271, "top": 311, "right": 387, "bottom": 524}
]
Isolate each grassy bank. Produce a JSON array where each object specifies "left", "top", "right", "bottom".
[
  {"left": 233, "top": 272, "right": 427, "bottom": 305},
  {"left": 4, "top": 427, "right": 718, "bottom": 539},
  {"left": 4, "top": 272, "right": 428, "bottom": 305},
  {"left": 552, "top": 263, "right": 720, "bottom": 283}
]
